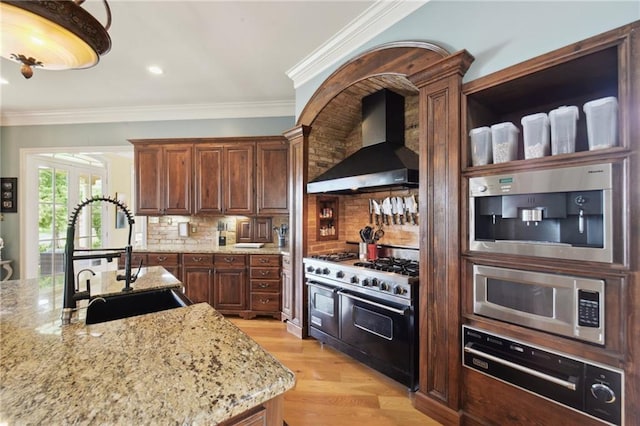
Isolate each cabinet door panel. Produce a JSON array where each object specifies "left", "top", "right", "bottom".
[
  {"left": 135, "top": 147, "right": 163, "bottom": 215},
  {"left": 164, "top": 145, "right": 192, "bottom": 215},
  {"left": 184, "top": 268, "right": 211, "bottom": 304},
  {"left": 257, "top": 140, "right": 289, "bottom": 215},
  {"left": 225, "top": 144, "right": 255, "bottom": 214},
  {"left": 195, "top": 145, "right": 223, "bottom": 214},
  {"left": 214, "top": 269, "right": 247, "bottom": 310}
]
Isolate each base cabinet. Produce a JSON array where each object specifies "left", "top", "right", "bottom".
[
  {"left": 213, "top": 254, "right": 248, "bottom": 314},
  {"left": 182, "top": 253, "right": 214, "bottom": 304},
  {"left": 244, "top": 254, "right": 281, "bottom": 319},
  {"left": 280, "top": 254, "right": 292, "bottom": 321}
]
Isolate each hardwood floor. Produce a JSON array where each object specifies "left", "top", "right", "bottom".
[{"left": 229, "top": 318, "right": 442, "bottom": 426}]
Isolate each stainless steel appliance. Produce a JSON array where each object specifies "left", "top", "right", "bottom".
[
  {"left": 473, "top": 265, "right": 605, "bottom": 345},
  {"left": 469, "top": 162, "right": 618, "bottom": 262},
  {"left": 304, "top": 249, "right": 419, "bottom": 389},
  {"left": 463, "top": 326, "right": 623, "bottom": 425}
]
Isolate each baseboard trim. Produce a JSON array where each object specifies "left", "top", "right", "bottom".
[{"left": 413, "top": 391, "right": 462, "bottom": 426}]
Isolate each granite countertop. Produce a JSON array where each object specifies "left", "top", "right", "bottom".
[
  {"left": 0, "top": 267, "right": 296, "bottom": 424},
  {"left": 134, "top": 244, "right": 289, "bottom": 255}
]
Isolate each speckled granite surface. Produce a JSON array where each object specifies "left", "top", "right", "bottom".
[
  {"left": 0, "top": 267, "right": 296, "bottom": 424},
  {"left": 134, "top": 244, "right": 289, "bottom": 255}
]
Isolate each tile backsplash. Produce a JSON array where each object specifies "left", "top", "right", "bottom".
[{"left": 145, "top": 215, "right": 288, "bottom": 249}]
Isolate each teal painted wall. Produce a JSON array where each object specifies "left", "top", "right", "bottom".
[{"left": 295, "top": 1, "right": 640, "bottom": 116}]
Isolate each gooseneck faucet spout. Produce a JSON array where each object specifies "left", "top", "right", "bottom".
[{"left": 62, "top": 195, "right": 136, "bottom": 325}]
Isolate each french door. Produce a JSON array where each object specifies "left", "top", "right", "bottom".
[{"left": 24, "top": 156, "right": 107, "bottom": 280}]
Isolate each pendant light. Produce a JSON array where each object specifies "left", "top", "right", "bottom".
[{"left": 0, "top": 0, "right": 112, "bottom": 79}]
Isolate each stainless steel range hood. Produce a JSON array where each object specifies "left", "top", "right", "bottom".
[{"left": 307, "top": 89, "right": 418, "bottom": 194}]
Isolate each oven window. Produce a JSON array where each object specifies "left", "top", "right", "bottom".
[
  {"left": 313, "top": 292, "right": 335, "bottom": 317},
  {"left": 487, "top": 278, "right": 554, "bottom": 318},
  {"left": 353, "top": 306, "right": 393, "bottom": 340}
]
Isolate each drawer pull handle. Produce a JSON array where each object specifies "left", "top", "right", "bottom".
[
  {"left": 193, "top": 257, "right": 203, "bottom": 262},
  {"left": 259, "top": 298, "right": 271, "bottom": 304},
  {"left": 224, "top": 257, "right": 234, "bottom": 263},
  {"left": 260, "top": 270, "right": 270, "bottom": 276},
  {"left": 260, "top": 258, "right": 269, "bottom": 263},
  {"left": 157, "top": 256, "right": 167, "bottom": 261},
  {"left": 259, "top": 283, "right": 269, "bottom": 288}
]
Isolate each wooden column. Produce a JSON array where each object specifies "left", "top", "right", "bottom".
[
  {"left": 408, "top": 50, "right": 473, "bottom": 424},
  {"left": 283, "top": 125, "right": 310, "bottom": 338}
]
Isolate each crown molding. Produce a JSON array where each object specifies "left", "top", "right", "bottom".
[
  {"left": 0, "top": 100, "right": 295, "bottom": 127},
  {"left": 286, "top": 0, "right": 429, "bottom": 89}
]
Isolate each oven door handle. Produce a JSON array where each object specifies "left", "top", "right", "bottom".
[
  {"left": 306, "top": 281, "right": 339, "bottom": 293},
  {"left": 338, "top": 291, "right": 409, "bottom": 316},
  {"left": 464, "top": 344, "right": 577, "bottom": 391}
]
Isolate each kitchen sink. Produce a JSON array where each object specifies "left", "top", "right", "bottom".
[{"left": 85, "top": 288, "right": 192, "bottom": 324}]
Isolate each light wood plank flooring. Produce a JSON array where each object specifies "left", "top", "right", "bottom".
[{"left": 229, "top": 318, "right": 441, "bottom": 426}]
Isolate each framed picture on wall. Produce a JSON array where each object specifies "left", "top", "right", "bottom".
[{"left": 0, "top": 178, "right": 17, "bottom": 213}]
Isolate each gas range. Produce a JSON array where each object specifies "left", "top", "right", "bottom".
[{"left": 304, "top": 252, "right": 419, "bottom": 306}]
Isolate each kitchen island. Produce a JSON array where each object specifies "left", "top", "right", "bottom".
[{"left": 0, "top": 267, "right": 296, "bottom": 424}]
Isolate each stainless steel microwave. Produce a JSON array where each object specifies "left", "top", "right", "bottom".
[{"left": 473, "top": 265, "right": 605, "bottom": 345}]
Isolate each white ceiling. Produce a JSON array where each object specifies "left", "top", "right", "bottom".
[{"left": 0, "top": 1, "right": 427, "bottom": 126}]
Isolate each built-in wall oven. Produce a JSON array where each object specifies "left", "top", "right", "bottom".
[
  {"left": 473, "top": 265, "right": 605, "bottom": 345},
  {"left": 304, "top": 251, "right": 419, "bottom": 390},
  {"left": 469, "top": 162, "right": 620, "bottom": 263},
  {"left": 463, "top": 326, "right": 624, "bottom": 425}
]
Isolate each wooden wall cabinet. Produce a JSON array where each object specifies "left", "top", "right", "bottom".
[
  {"left": 131, "top": 136, "right": 288, "bottom": 217},
  {"left": 256, "top": 140, "right": 289, "bottom": 215},
  {"left": 134, "top": 144, "right": 192, "bottom": 215},
  {"left": 236, "top": 217, "right": 273, "bottom": 243},
  {"left": 458, "top": 22, "right": 639, "bottom": 426}
]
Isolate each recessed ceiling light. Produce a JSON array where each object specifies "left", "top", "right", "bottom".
[{"left": 147, "top": 65, "right": 163, "bottom": 75}]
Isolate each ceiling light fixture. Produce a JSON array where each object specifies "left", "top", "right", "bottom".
[
  {"left": 0, "top": 0, "right": 112, "bottom": 79},
  {"left": 147, "top": 65, "right": 163, "bottom": 75}
]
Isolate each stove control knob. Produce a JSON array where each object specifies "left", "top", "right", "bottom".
[
  {"left": 322, "top": 268, "right": 330, "bottom": 275},
  {"left": 307, "top": 266, "right": 315, "bottom": 272},
  {"left": 394, "top": 286, "right": 407, "bottom": 295},
  {"left": 362, "top": 279, "right": 371, "bottom": 287},
  {"left": 379, "top": 282, "right": 389, "bottom": 291},
  {"left": 591, "top": 383, "right": 616, "bottom": 404},
  {"left": 336, "top": 271, "right": 345, "bottom": 278},
  {"left": 351, "top": 276, "right": 359, "bottom": 284},
  {"left": 315, "top": 267, "right": 322, "bottom": 274},
  {"left": 371, "top": 278, "right": 379, "bottom": 287}
]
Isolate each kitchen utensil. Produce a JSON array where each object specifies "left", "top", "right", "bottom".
[
  {"left": 404, "top": 196, "right": 412, "bottom": 224},
  {"left": 360, "top": 226, "right": 374, "bottom": 243},
  {"left": 390, "top": 197, "right": 398, "bottom": 224},
  {"left": 372, "top": 200, "right": 381, "bottom": 226},
  {"left": 369, "top": 199, "right": 374, "bottom": 224},
  {"left": 409, "top": 195, "right": 418, "bottom": 225},
  {"left": 395, "top": 197, "right": 405, "bottom": 224},
  {"left": 382, "top": 197, "right": 392, "bottom": 225},
  {"left": 373, "top": 226, "right": 384, "bottom": 242}
]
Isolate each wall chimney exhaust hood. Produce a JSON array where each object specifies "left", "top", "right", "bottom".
[{"left": 307, "top": 89, "right": 418, "bottom": 194}]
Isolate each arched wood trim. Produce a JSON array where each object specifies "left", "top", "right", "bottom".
[{"left": 297, "top": 41, "right": 450, "bottom": 126}]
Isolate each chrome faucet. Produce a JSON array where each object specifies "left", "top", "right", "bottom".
[{"left": 62, "top": 195, "right": 138, "bottom": 325}]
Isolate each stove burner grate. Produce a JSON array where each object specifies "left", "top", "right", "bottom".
[
  {"left": 354, "top": 257, "right": 419, "bottom": 277},
  {"left": 311, "top": 252, "right": 358, "bottom": 262}
]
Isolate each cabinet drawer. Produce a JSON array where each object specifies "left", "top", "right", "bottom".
[
  {"left": 147, "top": 252, "right": 180, "bottom": 265},
  {"left": 250, "top": 293, "right": 281, "bottom": 312},
  {"left": 182, "top": 253, "right": 214, "bottom": 266},
  {"left": 250, "top": 268, "right": 279, "bottom": 280},
  {"left": 250, "top": 279, "right": 280, "bottom": 293},
  {"left": 250, "top": 255, "right": 280, "bottom": 267},
  {"left": 215, "top": 254, "right": 247, "bottom": 267}
]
